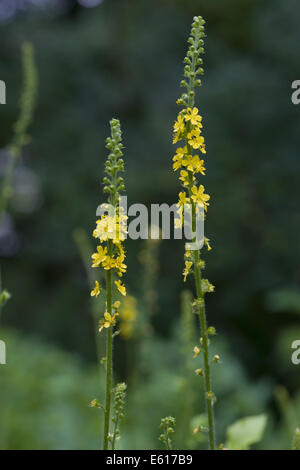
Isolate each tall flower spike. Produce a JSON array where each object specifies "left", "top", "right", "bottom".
[
  {"left": 91, "top": 118, "right": 127, "bottom": 450},
  {"left": 0, "top": 42, "right": 38, "bottom": 224},
  {"left": 172, "top": 17, "right": 217, "bottom": 450}
]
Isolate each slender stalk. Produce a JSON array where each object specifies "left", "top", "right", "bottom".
[
  {"left": 159, "top": 416, "right": 176, "bottom": 450},
  {"left": 188, "top": 171, "right": 215, "bottom": 449},
  {"left": 111, "top": 413, "right": 119, "bottom": 450},
  {"left": 172, "top": 16, "right": 216, "bottom": 449},
  {"left": 103, "top": 247, "right": 113, "bottom": 450},
  {"left": 194, "top": 256, "right": 215, "bottom": 449},
  {"left": 90, "top": 119, "right": 127, "bottom": 449}
]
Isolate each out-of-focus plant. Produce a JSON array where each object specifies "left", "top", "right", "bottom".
[
  {"left": 110, "top": 382, "right": 127, "bottom": 450},
  {"left": 138, "top": 227, "right": 161, "bottom": 318},
  {"left": 119, "top": 295, "right": 138, "bottom": 340},
  {"left": 73, "top": 227, "right": 106, "bottom": 361},
  {"left": 159, "top": 416, "right": 176, "bottom": 450},
  {"left": 171, "top": 16, "right": 217, "bottom": 449},
  {"left": 90, "top": 119, "right": 127, "bottom": 449},
  {"left": 0, "top": 328, "right": 102, "bottom": 450},
  {"left": 0, "top": 42, "right": 37, "bottom": 314},
  {"left": 0, "top": 42, "right": 37, "bottom": 223},
  {"left": 292, "top": 428, "right": 300, "bottom": 450},
  {"left": 225, "top": 414, "right": 267, "bottom": 450}
]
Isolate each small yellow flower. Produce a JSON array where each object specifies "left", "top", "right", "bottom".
[
  {"left": 113, "top": 301, "right": 121, "bottom": 309},
  {"left": 91, "top": 245, "right": 107, "bottom": 267},
  {"left": 115, "top": 255, "right": 127, "bottom": 276},
  {"left": 115, "top": 280, "right": 126, "bottom": 296},
  {"left": 187, "top": 127, "right": 206, "bottom": 152},
  {"left": 191, "top": 185, "right": 210, "bottom": 211},
  {"left": 178, "top": 191, "right": 190, "bottom": 207},
  {"left": 181, "top": 154, "right": 192, "bottom": 171},
  {"left": 193, "top": 346, "right": 200, "bottom": 358},
  {"left": 191, "top": 156, "right": 206, "bottom": 175},
  {"left": 184, "top": 107, "right": 202, "bottom": 126},
  {"left": 90, "top": 280, "right": 101, "bottom": 298},
  {"left": 173, "top": 114, "right": 185, "bottom": 134},
  {"left": 183, "top": 260, "right": 193, "bottom": 282},
  {"left": 201, "top": 279, "right": 215, "bottom": 293},
  {"left": 204, "top": 237, "right": 212, "bottom": 251},
  {"left": 179, "top": 170, "right": 189, "bottom": 186},
  {"left": 174, "top": 215, "right": 183, "bottom": 229},
  {"left": 102, "top": 255, "right": 116, "bottom": 270},
  {"left": 172, "top": 146, "right": 188, "bottom": 171},
  {"left": 99, "top": 311, "right": 119, "bottom": 332}
]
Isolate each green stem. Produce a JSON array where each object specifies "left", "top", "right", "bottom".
[
  {"left": 111, "top": 414, "right": 119, "bottom": 451},
  {"left": 188, "top": 172, "right": 215, "bottom": 449},
  {"left": 164, "top": 428, "right": 171, "bottom": 450},
  {"left": 193, "top": 252, "right": 215, "bottom": 449},
  {"left": 103, "top": 243, "right": 113, "bottom": 450},
  {"left": 184, "top": 31, "right": 216, "bottom": 448}
]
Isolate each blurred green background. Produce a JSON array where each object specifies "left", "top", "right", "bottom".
[{"left": 0, "top": 0, "right": 299, "bottom": 450}]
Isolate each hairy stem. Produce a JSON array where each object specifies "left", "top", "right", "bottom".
[
  {"left": 111, "top": 414, "right": 119, "bottom": 451},
  {"left": 194, "top": 253, "right": 215, "bottom": 449},
  {"left": 103, "top": 243, "right": 113, "bottom": 450}
]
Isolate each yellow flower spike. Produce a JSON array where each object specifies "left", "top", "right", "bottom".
[
  {"left": 173, "top": 16, "right": 216, "bottom": 450},
  {"left": 90, "top": 280, "right": 101, "bottom": 298},
  {"left": 183, "top": 260, "right": 193, "bottom": 282},
  {"left": 191, "top": 185, "right": 210, "bottom": 211},
  {"left": 115, "top": 280, "right": 126, "bottom": 296}
]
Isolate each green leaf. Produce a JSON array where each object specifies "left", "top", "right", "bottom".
[{"left": 226, "top": 414, "right": 267, "bottom": 450}]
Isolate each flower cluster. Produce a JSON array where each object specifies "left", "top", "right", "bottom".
[
  {"left": 159, "top": 416, "right": 176, "bottom": 451},
  {"left": 171, "top": 17, "right": 212, "bottom": 284},
  {"left": 90, "top": 119, "right": 127, "bottom": 332},
  {"left": 109, "top": 382, "right": 127, "bottom": 449}
]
